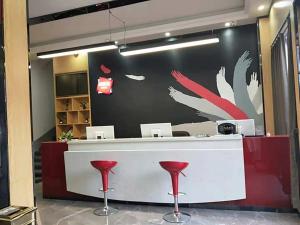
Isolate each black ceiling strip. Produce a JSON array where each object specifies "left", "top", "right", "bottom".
[{"left": 29, "top": 0, "right": 150, "bottom": 25}]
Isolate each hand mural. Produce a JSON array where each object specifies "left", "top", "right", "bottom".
[
  {"left": 169, "top": 87, "right": 233, "bottom": 121},
  {"left": 251, "top": 85, "right": 263, "bottom": 114},
  {"left": 247, "top": 72, "right": 259, "bottom": 101},
  {"left": 216, "top": 67, "right": 235, "bottom": 104},
  {"left": 247, "top": 72, "right": 263, "bottom": 114},
  {"left": 171, "top": 70, "right": 248, "bottom": 120},
  {"left": 233, "top": 51, "right": 263, "bottom": 125},
  {"left": 169, "top": 51, "right": 263, "bottom": 128}
]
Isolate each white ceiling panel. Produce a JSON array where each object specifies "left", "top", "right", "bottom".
[
  {"left": 30, "top": 0, "right": 244, "bottom": 44},
  {"left": 29, "top": 0, "right": 272, "bottom": 53}
]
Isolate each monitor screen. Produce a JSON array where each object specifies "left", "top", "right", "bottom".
[
  {"left": 56, "top": 73, "right": 88, "bottom": 97},
  {"left": 140, "top": 123, "right": 173, "bottom": 138}
]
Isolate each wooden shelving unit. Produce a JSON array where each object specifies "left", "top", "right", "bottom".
[
  {"left": 55, "top": 95, "right": 91, "bottom": 139},
  {"left": 53, "top": 54, "right": 91, "bottom": 140}
]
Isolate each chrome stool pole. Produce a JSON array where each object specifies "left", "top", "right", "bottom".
[{"left": 94, "top": 189, "right": 118, "bottom": 216}]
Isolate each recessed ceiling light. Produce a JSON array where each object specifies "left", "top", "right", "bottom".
[
  {"left": 273, "top": 0, "right": 293, "bottom": 8},
  {"left": 165, "top": 32, "right": 171, "bottom": 37},
  {"left": 258, "top": 5, "right": 265, "bottom": 11},
  {"left": 225, "top": 22, "right": 232, "bottom": 27}
]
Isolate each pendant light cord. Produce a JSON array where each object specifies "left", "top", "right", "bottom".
[
  {"left": 108, "top": 3, "right": 112, "bottom": 42},
  {"left": 107, "top": 5, "right": 127, "bottom": 47}
]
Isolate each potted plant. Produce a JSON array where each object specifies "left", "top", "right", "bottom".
[{"left": 58, "top": 130, "right": 73, "bottom": 142}]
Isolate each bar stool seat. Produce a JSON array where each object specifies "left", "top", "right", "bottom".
[
  {"left": 159, "top": 161, "right": 191, "bottom": 223},
  {"left": 91, "top": 160, "right": 118, "bottom": 216}
]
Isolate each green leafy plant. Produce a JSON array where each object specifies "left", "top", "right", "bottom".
[{"left": 58, "top": 130, "right": 73, "bottom": 142}]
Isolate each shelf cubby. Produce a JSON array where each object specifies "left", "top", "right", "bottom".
[
  {"left": 73, "top": 124, "right": 90, "bottom": 139},
  {"left": 67, "top": 111, "right": 78, "bottom": 124},
  {"left": 56, "top": 124, "right": 73, "bottom": 139},
  {"left": 56, "top": 98, "right": 72, "bottom": 112},
  {"left": 78, "top": 110, "right": 90, "bottom": 124},
  {"left": 56, "top": 112, "right": 67, "bottom": 125},
  {"left": 72, "top": 96, "right": 90, "bottom": 111}
]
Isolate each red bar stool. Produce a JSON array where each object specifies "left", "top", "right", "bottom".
[
  {"left": 159, "top": 161, "right": 191, "bottom": 223},
  {"left": 91, "top": 160, "right": 118, "bottom": 216}
]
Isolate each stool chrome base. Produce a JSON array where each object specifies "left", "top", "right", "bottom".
[
  {"left": 163, "top": 211, "right": 191, "bottom": 223},
  {"left": 94, "top": 190, "right": 118, "bottom": 216},
  {"left": 93, "top": 206, "right": 118, "bottom": 216}
]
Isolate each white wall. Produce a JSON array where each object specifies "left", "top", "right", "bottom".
[{"left": 30, "top": 59, "right": 55, "bottom": 141}]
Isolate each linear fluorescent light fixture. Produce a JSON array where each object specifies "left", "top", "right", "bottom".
[
  {"left": 120, "top": 37, "right": 219, "bottom": 56},
  {"left": 37, "top": 42, "right": 118, "bottom": 59}
]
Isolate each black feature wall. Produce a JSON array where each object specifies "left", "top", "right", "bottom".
[
  {"left": 0, "top": 0, "right": 9, "bottom": 208},
  {"left": 89, "top": 24, "right": 263, "bottom": 138}
]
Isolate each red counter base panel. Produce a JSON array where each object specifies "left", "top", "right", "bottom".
[
  {"left": 227, "top": 136, "right": 292, "bottom": 209},
  {"left": 40, "top": 136, "right": 292, "bottom": 209},
  {"left": 41, "top": 142, "right": 79, "bottom": 199}
]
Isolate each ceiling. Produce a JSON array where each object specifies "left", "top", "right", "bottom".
[
  {"left": 29, "top": 0, "right": 272, "bottom": 54},
  {"left": 28, "top": 0, "right": 108, "bottom": 18}
]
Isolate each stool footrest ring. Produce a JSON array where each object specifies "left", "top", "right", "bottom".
[
  {"left": 99, "top": 188, "right": 115, "bottom": 192},
  {"left": 168, "top": 192, "right": 186, "bottom": 196}
]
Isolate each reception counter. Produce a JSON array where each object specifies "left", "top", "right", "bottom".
[
  {"left": 41, "top": 135, "right": 292, "bottom": 209},
  {"left": 65, "top": 135, "right": 245, "bottom": 204}
]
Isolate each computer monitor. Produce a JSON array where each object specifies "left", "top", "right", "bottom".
[
  {"left": 140, "top": 123, "right": 173, "bottom": 138},
  {"left": 86, "top": 126, "right": 115, "bottom": 139}
]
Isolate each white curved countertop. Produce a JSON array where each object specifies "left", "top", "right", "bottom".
[
  {"left": 68, "top": 135, "right": 242, "bottom": 144},
  {"left": 67, "top": 135, "right": 242, "bottom": 152},
  {"left": 65, "top": 135, "right": 245, "bottom": 204}
]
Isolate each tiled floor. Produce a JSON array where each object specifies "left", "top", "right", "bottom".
[{"left": 35, "top": 185, "right": 300, "bottom": 225}]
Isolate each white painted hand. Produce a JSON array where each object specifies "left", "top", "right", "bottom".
[
  {"left": 247, "top": 72, "right": 259, "bottom": 101},
  {"left": 216, "top": 67, "right": 235, "bottom": 104}
]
